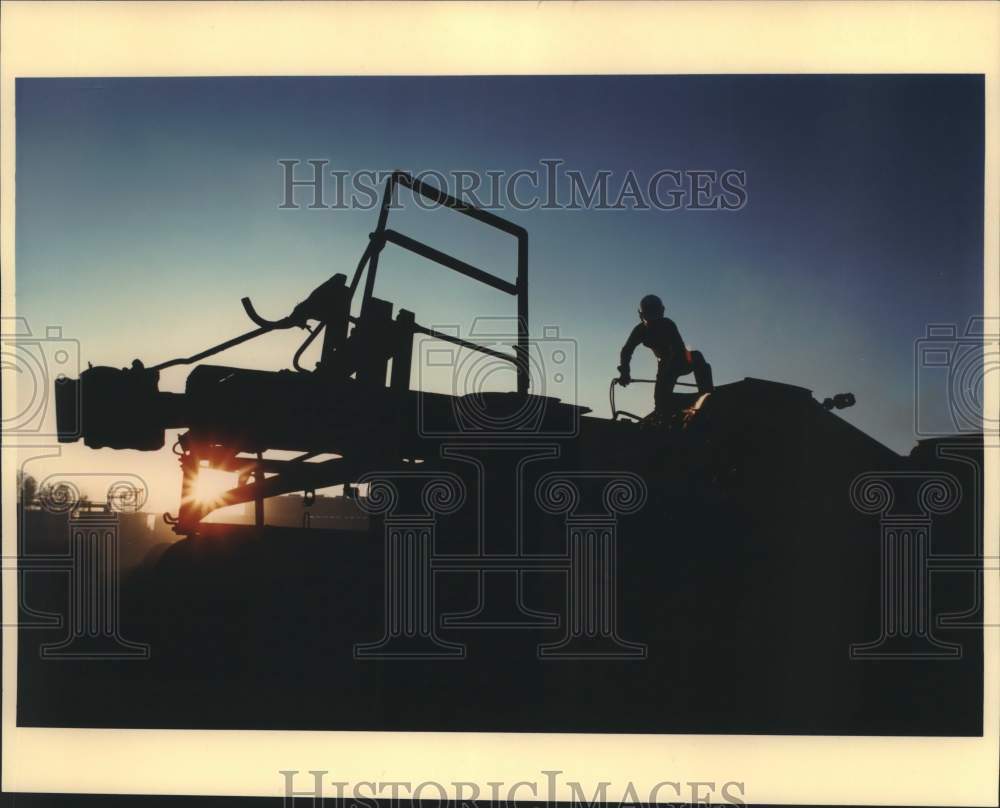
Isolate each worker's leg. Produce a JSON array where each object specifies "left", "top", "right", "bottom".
[
  {"left": 688, "top": 350, "right": 714, "bottom": 393},
  {"left": 653, "top": 367, "right": 679, "bottom": 414}
]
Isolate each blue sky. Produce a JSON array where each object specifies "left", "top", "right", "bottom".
[{"left": 14, "top": 75, "right": 984, "bottom": 511}]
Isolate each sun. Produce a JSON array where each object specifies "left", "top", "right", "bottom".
[{"left": 186, "top": 467, "right": 235, "bottom": 508}]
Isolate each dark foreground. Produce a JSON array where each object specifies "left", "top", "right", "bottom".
[{"left": 17, "top": 381, "right": 984, "bottom": 734}]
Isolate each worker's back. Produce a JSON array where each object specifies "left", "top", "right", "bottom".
[{"left": 637, "top": 316, "right": 687, "bottom": 368}]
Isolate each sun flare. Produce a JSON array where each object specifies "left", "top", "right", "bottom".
[{"left": 186, "top": 467, "right": 235, "bottom": 508}]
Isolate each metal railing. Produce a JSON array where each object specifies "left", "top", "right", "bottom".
[{"left": 358, "top": 171, "right": 530, "bottom": 396}]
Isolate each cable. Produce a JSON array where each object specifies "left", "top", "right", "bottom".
[
  {"left": 152, "top": 233, "right": 382, "bottom": 375},
  {"left": 348, "top": 235, "right": 382, "bottom": 299},
  {"left": 150, "top": 326, "right": 272, "bottom": 372},
  {"left": 610, "top": 377, "right": 656, "bottom": 420},
  {"left": 293, "top": 321, "right": 326, "bottom": 372},
  {"left": 241, "top": 297, "right": 295, "bottom": 329}
]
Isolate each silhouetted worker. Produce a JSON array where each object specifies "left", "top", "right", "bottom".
[{"left": 618, "top": 294, "right": 713, "bottom": 415}]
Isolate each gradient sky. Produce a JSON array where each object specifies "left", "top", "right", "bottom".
[{"left": 13, "top": 75, "right": 984, "bottom": 513}]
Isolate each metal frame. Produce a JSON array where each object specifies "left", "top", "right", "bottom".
[
  {"left": 164, "top": 172, "right": 533, "bottom": 533},
  {"left": 358, "top": 171, "right": 530, "bottom": 396}
]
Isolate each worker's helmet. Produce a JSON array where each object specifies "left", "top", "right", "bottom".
[{"left": 639, "top": 294, "right": 665, "bottom": 319}]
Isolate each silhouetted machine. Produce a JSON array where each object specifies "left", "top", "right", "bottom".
[
  {"left": 54, "top": 172, "right": 591, "bottom": 533},
  {"left": 45, "top": 174, "right": 985, "bottom": 738},
  {"left": 56, "top": 171, "right": 867, "bottom": 536}
]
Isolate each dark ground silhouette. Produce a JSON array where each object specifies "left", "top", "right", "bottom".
[
  {"left": 19, "top": 380, "right": 983, "bottom": 734},
  {"left": 24, "top": 173, "right": 983, "bottom": 734}
]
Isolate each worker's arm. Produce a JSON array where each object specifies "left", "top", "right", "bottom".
[{"left": 618, "top": 324, "right": 643, "bottom": 385}]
